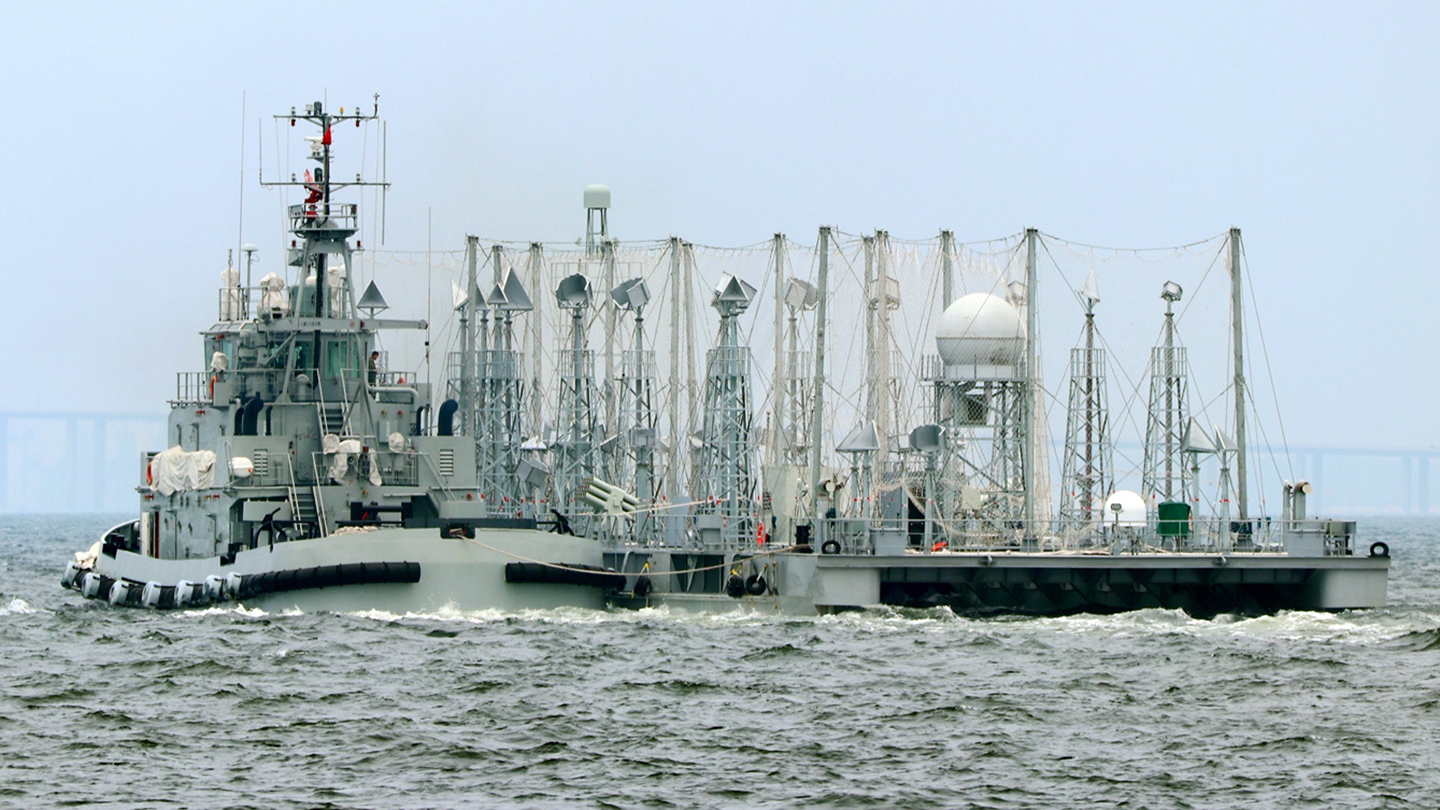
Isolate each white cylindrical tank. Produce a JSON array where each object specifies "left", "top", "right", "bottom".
[
  {"left": 935, "top": 293, "right": 1025, "bottom": 372},
  {"left": 1103, "top": 490, "right": 1147, "bottom": 528}
]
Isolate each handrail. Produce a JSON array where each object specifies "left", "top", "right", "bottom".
[
  {"left": 284, "top": 453, "right": 302, "bottom": 534},
  {"left": 309, "top": 452, "right": 329, "bottom": 538}
]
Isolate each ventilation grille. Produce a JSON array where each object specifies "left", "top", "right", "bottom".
[
  {"left": 438, "top": 449, "right": 455, "bottom": 477},
  {"left": 252, "top": 449, "right": 269, "bottom": 477}
]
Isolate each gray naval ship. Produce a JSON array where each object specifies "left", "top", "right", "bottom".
[
  {"left": 64, "top": 98, "right": 1389, "bottom": 616},
  {"left": 62, "top": 100, "right": 612, "bottom": 612}
]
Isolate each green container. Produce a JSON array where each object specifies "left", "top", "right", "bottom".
[{"left": 1156, "top": 501, "right": 1190, "bottom": 537}]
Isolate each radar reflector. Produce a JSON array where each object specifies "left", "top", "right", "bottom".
[
  {"left": 357, "top": 281, "right": 389, "bottom": 315},
  {"left": 610, "top": 278, "right": 650, "bottom": 312},
  {"left": 837, "top": 421, "right": 881, "bottom": 453},
  {"left": 1181, "top": 418, "right": 1217, "bottom": 454},
  {"left": 556, "top": 273, "right": 592, "bottom": 309},
  {"left": 785, "top": 278, "right": 819, "bottom": 311},
  {"left": 712, "top": 274, "right": 756, "bottom": 315},
  {"left": 498, "top": 268, "right": 534, "bottom": 312},
  {"left": 908, "top": 423, "right": 944, "bottom": 456}
]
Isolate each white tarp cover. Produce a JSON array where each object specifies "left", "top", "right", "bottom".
[
  {"left": 148, "top": 446, "right": 216, "bottom": 496},
  {"left": 363, "top": 446, "right": 382, "bottom": 486},
  {"left": 326, "top": 263, "right": 346, "bottom": 317},
  {"left": 328, "top": 438, "right": 362, "bottom": 482},
  {"left": 259, "top": 272, "right": 289, "bottom": 317},
  {"left": 220, "top": 267, "right": 242, "bottom": 320}
]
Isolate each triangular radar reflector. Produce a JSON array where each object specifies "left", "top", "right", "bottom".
[
  {"left": 499, "top": 268, "right": 534, "bottom": 312},
  {"left": 358, "top": 281, "right": 389, "bottom": 313},
  {"left": 715, "top": 274, "right": 757, "bottom": 304},
  {"left": 1181, "top": 418, "right": 1217, "bottom": 454},
  {"left": 488, "top": 284, "right": 507, "bottom": 308},
  {"left": 837, "top": 421, "right": 882, "bottom": 453},
  {"left": 1213, "top": 427, "right": 1237, "bottom": 453}
]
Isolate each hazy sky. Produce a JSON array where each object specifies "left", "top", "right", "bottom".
[{"left": 1, "top": 1, "right": 1436, "bottom": 450}]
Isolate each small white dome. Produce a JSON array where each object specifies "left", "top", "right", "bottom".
[
  {"left": 583, "top": 184, "right": 611, "bottom": 209},
  {"left": 1103, "top": 490, "right": 1147, "bottom": 527},
  {"left": 935, "top": 293, "right": 1025, "bottom": 367}
]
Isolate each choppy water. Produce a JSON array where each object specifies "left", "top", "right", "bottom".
[{"left": 2, "top": 515, "right": 1438, "bottom": 809}]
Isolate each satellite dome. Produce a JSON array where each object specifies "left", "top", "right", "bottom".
[
  {"left": 1103, "top": 490, "right": 1147, "bottom": 528},
  {"left": 583, "top": 184, "right": 611, "bottom": 210},
  {"left": 935, "top": 293, "right": 1025, "bottom": 369}
]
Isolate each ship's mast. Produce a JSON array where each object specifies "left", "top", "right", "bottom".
[{"left": 1230, "top": 228, "right": 1247, "bottom": 521}]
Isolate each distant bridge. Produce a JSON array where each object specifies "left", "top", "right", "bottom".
[
  {"left": 0, "top": 411, "right": 167, "bottom": 513},
  {"left": 0, "top": 411, "right": 1435, "bottom": 515}
]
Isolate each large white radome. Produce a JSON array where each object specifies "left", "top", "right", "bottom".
[{"left": 935, "top": 293, "right": 1025, "bottom": 368}]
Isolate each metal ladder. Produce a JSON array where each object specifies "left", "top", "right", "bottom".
[
  {"left": 318, "top": 402, "right": 346, "bottom": 436},
  {"left": 285, "top": 455, "right": 327, "bottom": 538}
]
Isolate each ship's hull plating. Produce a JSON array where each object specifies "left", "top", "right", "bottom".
[
  {"left": 75, "top": 527, "right": 607, "bottom": 613},
  {"left": 608, "top": 550, "right": 1391, "bottom": 617}
]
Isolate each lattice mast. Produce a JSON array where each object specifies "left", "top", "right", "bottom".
[
  {"left": 865, "top": 232, "right": 902, "bottom": 490},
  {"left": 611, "top": 277, "right": 659, "bottom": 544},
  {"left": 695, "top": 274, "right": 758, "bottom": 547},
  {"left": 771, "top": 245, "right": 817, "bottom": 468},
  {"left": 1059, "top": 270, "right": 1112, "bottom": 527},
  {"left": 554, "top": 272, "right": 598, "bottom": 516},
  {"left": 1141, "top": 281, "right": 1190, "bottom": 504},
  {"left": 477, "top": 245, "right": 532, "bottom": 514}
]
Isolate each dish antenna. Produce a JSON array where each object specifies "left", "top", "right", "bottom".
[{"left": 556, "top": 273, "right": 592, "bottom": 309}]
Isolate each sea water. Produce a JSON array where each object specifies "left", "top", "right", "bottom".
[{"left": 1, "top": 514, "right": 1436, "bottom": 809}]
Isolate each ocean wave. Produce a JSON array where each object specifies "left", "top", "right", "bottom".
[{"left": 0, "top": 597, "right": 41, "bottom": 616}]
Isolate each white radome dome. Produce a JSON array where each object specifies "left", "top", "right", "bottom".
[
  {"left": 1102, "top": 489, "right": 1147, "bottom": 528},
  {"left": 935, "top": 293, "right": 1025, "bottom": 367}
]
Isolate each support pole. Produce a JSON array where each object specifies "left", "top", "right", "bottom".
[
  {"left": 771, "top": 233, "right": 786, "bottom": 466},
  {"left": 461, "top": 236, "right": 478, "bottom": 437},
  {"left": 940, "top": 230, "right": 955, "bottom": 311},
  {"left": 528, "top": 243, "right": 544, "bottom": 434},
  {"left": 1230, "top": 228, "right": 1247, "bottom": 520},
  {"left": 668, "top": 237, "right": 682, "bottom": 503},
  {"left": 1023, "top": 228, "right": 1038, "bottom": 534},
  {"left": 809, "top": 227, "right": 830, "bottom": 519}
]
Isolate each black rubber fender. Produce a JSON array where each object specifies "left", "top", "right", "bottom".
[
  {"left": 745, "top": 574, "right": 767, "bottom": 596},
  {"left": 633, "top": 575, "right": 653, "bottom": 598},
  {"left": 726, "top": 574, "right": 746, "bottom": 598},
  {"left": 1370, "top": 541, "right": 1390, "bottom": 558},
  {"left": 821, "top": 539, "right": 841, "bottom": 555}
]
